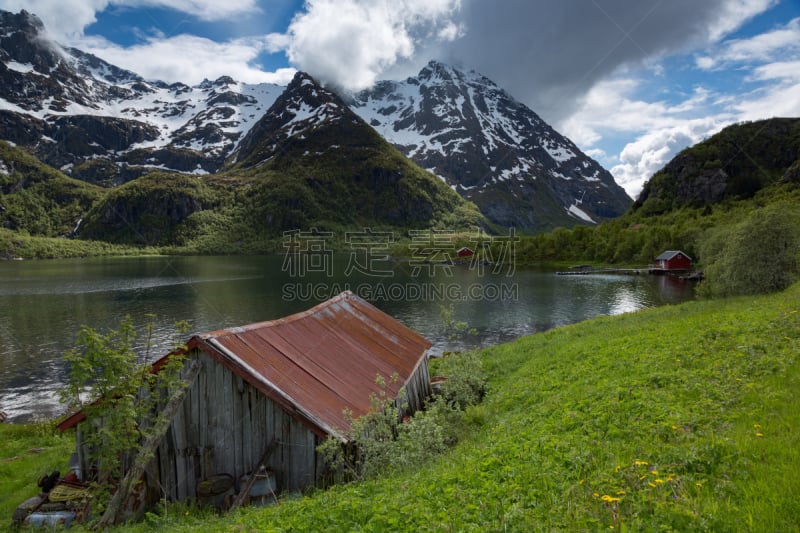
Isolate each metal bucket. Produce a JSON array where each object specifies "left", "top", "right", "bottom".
[{"left": 238, "top": 468, "right": 276, "bottom": 506}]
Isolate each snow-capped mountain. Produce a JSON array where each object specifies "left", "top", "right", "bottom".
[
  {"left": 352, "top": 61, "right": 631, "bottom": 230},
  {"left": 0, "top": 9, "right": 631, "bottom": 232},
  {"left": 0, "top": 10, "right": 282, "bottom": 183},
  {"left": 229, "top": 71, "right": 353, "bottom": 168}
]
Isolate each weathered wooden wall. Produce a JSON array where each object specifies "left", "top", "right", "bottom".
[
  {"left": 400, "top": 357, "right": 432, "bottom": 414},
  {"left": 150, "top": 349, "right": 322, "bottom": 502}
]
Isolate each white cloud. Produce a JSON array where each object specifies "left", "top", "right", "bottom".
[
  {"left": 705, "top": 0, "right": 779, "bottom": 41},
  {"left": 560, "top": 77, "right": 735, "bottom": 198},
  {"left": 748, "top": 60, "right": 800, "bottom": 82},
  {"left": 0, "top": 0, "right": 109, "bottom": 39},
  {"left": 610, "top": 119, "right": 727, "bottom": 198},
  {"left": 698, "top": 16, "right": 800, "bottom": 69},
  {"left": 118, "top": 0, "right": 259, "bottom": 22},
  {"left": 282, "top": 0, "right": 463, "bottom": 90},
  {"left": 0, "top": 0, "right": 260, "bottom": 40},
  {"left": 734, "top": 78, "right": 800, "bottom": 120},
  {"left": 76, "top": 34, "right": 296, "bottom": 85}
]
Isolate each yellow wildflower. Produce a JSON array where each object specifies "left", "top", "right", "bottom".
[
  {"left": 601, "top": 495, "right": 621, "bottom": 503},
  {"left": 695, "top": 482, "right": 703, "bottom": 488},
  {"left": 756, "top": 432, "right": 764, "bottom": 438},
  {"left": 754, "top": 423, "right": 761, "bottom": 430},
  {"left": 655, "top": 479, "right": 664, "bottom": 484},
  {"left": 616, "top": 490, "right": 626, "bottom": 495},
  {"left": 648, "top": 482, "right": 656, "bottom": 488},
  {"left": 593, "top": 492, "right": 600, "bottom": 498},
  {"left": 650, "top": 470, "right": 659, "bottom": 476},
  {"left": 633, "top": 460, "right": 648, "bottom": 466}
]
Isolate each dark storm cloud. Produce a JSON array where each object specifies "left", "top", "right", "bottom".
[{"left": 439, "top": 0, "right": 773, "bottom": 123}]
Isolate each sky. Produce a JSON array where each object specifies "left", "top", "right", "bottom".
[{"left": 1, "top": 0, "right": 799, "bottom": 199}]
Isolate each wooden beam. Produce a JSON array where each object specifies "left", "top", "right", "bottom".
[
  {"left": 97, "top": 360, "right": 201, "bottom": 529},
  {"left": 228, "top": 437, "right": 278, "bottom": 512}
]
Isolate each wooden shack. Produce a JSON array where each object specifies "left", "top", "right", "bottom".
[
  {"left": 456, "top": 247, "right": 475, "bottom": 258},
  {"left": 58, "top": 291, "right": 431, "bottom": 506},
  {"left": 653, "top": 250, "right": 692, "bottom": 272}
]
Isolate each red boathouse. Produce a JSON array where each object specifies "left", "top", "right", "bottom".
[{"left": 654, "top": 250, "right": 692, "bottom": 271}]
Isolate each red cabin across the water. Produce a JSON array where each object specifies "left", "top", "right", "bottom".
[
  {"left": 456, "top": 247, "right": 474, "bottom": 258},
  {"left": 654, "top": 250, "right": 692, "bottom": 271}
]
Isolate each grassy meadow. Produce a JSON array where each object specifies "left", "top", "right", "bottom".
[{"left": 2, "top": 284, "right": 798, "bottom": 531}]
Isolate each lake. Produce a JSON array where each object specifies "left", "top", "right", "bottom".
[{"left": 0, "top": 255, "right": 694, "bottom": 422}]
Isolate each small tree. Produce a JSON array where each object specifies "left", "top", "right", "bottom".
[
  {"left": 698, "top": 203, "right": 800, "bottom": 297},
  {"left": 59, "top": 316, "right": 189, "bottom": 519}
]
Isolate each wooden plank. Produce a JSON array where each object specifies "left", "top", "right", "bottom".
[
  {"left": 214, "top": 360, "right": 228, "bottom": 474},
  {"left": 228, "top": 369, "right": 240, "bottom": 478},
  {"left": 172, "top": 402, "right": 187, "bottom": 502},
  {"left": 197, "top": 353, "right": 208, "bottom": 474},
  {"left": 75, "top": 425, "right": 86, "bottom": 482},
  {"left": 242, "top": 389, "right": 253, "bottom": 474},
  {"left": 156, "top": 432, "right": 174, "bottom": 500}
]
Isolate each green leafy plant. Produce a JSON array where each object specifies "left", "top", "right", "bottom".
[
  {"left": 317, "top": 373, "right": 405, "bottom": 482},
  {"left": 434, "top": 350, "right": 487, "bottom": 410},
  {"left": 58, "top": 316, "right": 189, "bottom": 518},
  {"left": 439, "top": 303, "right": 478, "bottom": 340}
]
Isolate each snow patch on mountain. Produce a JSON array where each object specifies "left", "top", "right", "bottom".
[{"left": 568, "top": 202, "right": 595, "bottom": 223}]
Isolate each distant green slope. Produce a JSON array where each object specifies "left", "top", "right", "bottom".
[
  {"left": 78, "top": 172, "right": 220, "bottom": 246},
  {"left": 0, "top": 140, "right": 102, "bottom": 237},
  {"left": 223, "top": 123, "right": 486, "bottom": 235},
  {"left": 633, "top": 118, "right": 800, "bottom": 215}
]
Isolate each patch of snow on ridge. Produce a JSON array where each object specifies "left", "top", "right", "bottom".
[
  {"left": 567, "top": 203, "right": 595, "bottom": 223},
  {"left": 5, "top": 61, "right": 35, "bottom": 74},
  {"left": 544, "top": 142, "right": 575, "bottom": 163}
]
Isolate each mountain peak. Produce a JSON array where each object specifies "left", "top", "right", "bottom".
[
  {"left": 0, "top": 9, "right": 45, "bottom": 34},
  {"left": 0, "top": 8, "right": 64, "bottom": 71},
  {"left": 418, "top": 60, "right": 458, "bottom": 82},
  {"left": 353, "top": 61, "right": 631, "bottom": 231},
  {"left": 227, "top": 71, "right": 356, "bottom": 168}
]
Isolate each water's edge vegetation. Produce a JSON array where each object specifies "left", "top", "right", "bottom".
[{"left": 2, "top": 282, "right": 798, "bottom": 531}]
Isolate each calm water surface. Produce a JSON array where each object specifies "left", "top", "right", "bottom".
[{"left": 0, "top": 255, "right": 694, "bottom": 421}]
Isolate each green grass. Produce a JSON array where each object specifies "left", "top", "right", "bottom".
[
  {"left": 3, "top": 285, "right": 798, "bottom": 531},
  {"left": 0, "top": 422, "right": 73, "bottom": 527}
]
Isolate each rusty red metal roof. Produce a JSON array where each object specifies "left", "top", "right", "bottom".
[
  {"left": 196, "top": 291, "right": 431, "bottom": 439},
  {"left": 59, "top": 292, "right": 431, "bottom": 437}
]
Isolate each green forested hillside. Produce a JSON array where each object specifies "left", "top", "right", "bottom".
[
  {"left": 633, "top": 118, "right": 800, "bottom": 215},
  {"left": 0, "top": 141, "right": 102, "bottom": 237}
]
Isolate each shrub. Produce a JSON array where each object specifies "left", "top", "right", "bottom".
[
  {"left": 435, "top": 350, "right": 487, "bottom": 410},
  {"left": 698, "top": 202, "right": 800, "bottom": 297},
  {"left": 319, "top": 351, "right": 488, "bottom": 482}
]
